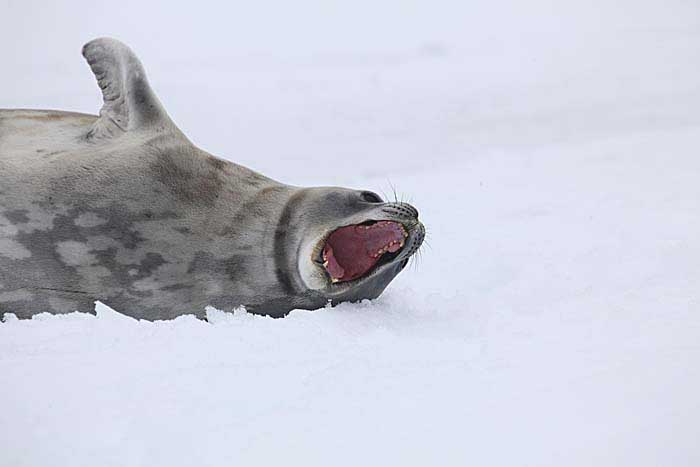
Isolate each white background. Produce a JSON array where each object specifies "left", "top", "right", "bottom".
[{"left": 2, "top": 1, "right": 700, "bottom": 465}]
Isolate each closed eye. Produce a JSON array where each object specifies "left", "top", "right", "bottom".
[{"left": 360, "top": 191, "right": 383, "bottom": 203}]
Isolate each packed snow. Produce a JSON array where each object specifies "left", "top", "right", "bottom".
[{"left": 2, "top": 1, "right": 700, "bottom": 465}]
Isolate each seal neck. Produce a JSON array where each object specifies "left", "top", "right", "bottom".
[{"left": 273, "top": 189, "right": 308, "bottom": 296}]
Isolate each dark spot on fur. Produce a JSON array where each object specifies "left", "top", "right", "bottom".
[
  {"left": 161, "top": 283, "right": 193, "bottom": 291},
  {"left": 88, "top": 246, "right": 159, "bottom": 298},
  {"left": 150, "top": 148, "right": 223, "bottom": 206},
  {"left": 4, "top": 209, "right": 30, "bottom": 224},
  {"left": 140, "top": 252, "right": 167, "bottom": 275},
  {"left": 187, "top": 251, "right": 256, "bottom": 291}
]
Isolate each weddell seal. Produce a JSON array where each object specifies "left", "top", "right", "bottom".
[{"left": 0, "top": 38, "right": 425, "bottom": 320}]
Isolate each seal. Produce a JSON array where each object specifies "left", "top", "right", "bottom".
[{"left": 0, "top": 38, "right": 425, "bottom": 320}]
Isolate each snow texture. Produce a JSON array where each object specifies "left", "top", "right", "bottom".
[{"left": 2, "top": 1, "right": 700, "bottom": 465}]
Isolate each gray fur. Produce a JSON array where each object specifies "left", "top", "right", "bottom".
[{"left": 0, "top": 38, "right": 424, "bottom": 320}]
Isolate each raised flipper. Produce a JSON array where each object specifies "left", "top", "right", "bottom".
[{"left": 82, "top": 38, "right": 174, "bottom": 139}]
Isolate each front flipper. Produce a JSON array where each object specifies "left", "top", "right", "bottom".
[{"left": 82, "top": 38, "right": 174, "bottom": 139}]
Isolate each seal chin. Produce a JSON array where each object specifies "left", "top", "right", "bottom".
[{"left": 313, "top": 218, "right": 425, "bottom": 293}]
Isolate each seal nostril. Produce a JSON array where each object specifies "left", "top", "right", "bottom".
[{"left": 360, "top": 191, "right": 383, "bottom": 203}]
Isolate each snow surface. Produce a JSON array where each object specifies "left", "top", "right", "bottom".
[{"left": 2, "top": 1, "right": 700, "bottom": 465}]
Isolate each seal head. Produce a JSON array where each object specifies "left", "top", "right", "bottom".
[{"left": 273, "top": 187, "right": 425, "bottom": 314}]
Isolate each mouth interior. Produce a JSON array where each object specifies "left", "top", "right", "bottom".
[{"left": 322, "top": 221, "right": 407, "bottom": 283}]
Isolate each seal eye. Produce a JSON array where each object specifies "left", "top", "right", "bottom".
[{"left": 360, "top": 191, "right": 383, "bottom": 203}]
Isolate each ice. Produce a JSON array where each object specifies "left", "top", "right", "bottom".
[{"left": 2, "top": 0, "right": 700, "bottom": 465}]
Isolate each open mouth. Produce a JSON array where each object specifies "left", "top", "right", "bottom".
[{"left": 321, "top": 220, "right": 408, "bottom": 283}]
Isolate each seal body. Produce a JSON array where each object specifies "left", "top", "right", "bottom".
[{"left": 0, "top": 39, "right": 424, "bottom": 320}]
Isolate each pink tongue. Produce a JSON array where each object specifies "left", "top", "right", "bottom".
[{"left": 322, "top": 221, "right": 405, "bottom": 282}]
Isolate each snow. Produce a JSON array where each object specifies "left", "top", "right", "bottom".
[{"left": 2, "top": 0, "right": 700, "bottom": 465}]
